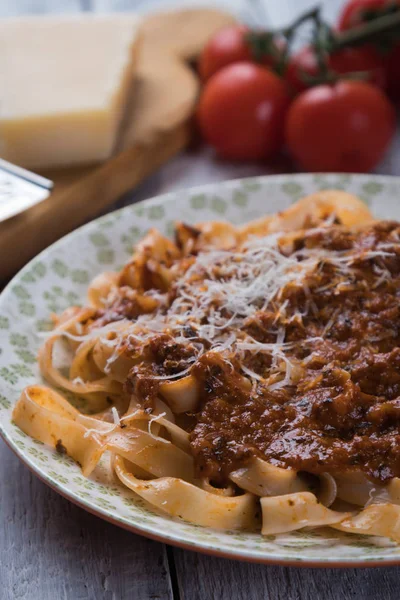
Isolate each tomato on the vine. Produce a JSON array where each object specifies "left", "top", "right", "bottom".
[
  {"left": 285, "top": 47, "right": 317, "bottom": 94},
  {"left": 338, "top": 0, "right": 400, "bottom": 31},
  {"left": 199, "top": 25, "right": 281, "bottom": 82},
  {"left": 197, "top": 62, "right": 290, "bottom": 161},
  {"left": 199, "top": 26, "right": 252, "bottom": 81},
  {"left": 338, "top": 0, "right": 400, "bottom": 101},
  {"left": 285, "top": 80, "right": 395, "bottom": 172},
  {"left": 285, "top": 45, "right": 386, "bottom": 95}
]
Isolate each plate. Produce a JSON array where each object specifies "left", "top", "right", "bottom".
[{"left": 2, "top": 173, "right": 400, "bottom": 567}]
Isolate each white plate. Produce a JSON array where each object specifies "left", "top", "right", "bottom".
[{"left": 2, "top": 173, "right": 400, "bottom": 566}]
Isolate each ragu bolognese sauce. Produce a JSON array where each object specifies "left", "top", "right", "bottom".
[{"left": 187, "top": 221, "right": 400, "bottom": 485}]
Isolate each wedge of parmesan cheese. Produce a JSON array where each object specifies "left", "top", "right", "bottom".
[{"left": 0, "top": 13, "right": 141, "bottom": 169}]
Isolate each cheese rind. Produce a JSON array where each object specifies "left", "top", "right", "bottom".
[{"left": 0, "top": 14, "right": 141, "bottom": 169}]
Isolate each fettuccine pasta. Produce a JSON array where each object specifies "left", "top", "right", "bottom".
[{"left": 13, "top": 190, "right": 400, "bottom": 540}]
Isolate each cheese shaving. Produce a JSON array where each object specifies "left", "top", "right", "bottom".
[
  {"left": 147, "top": 412, "right": 170, "bottom": 444},
  {"left": 111, "top": 406, "right": 120, "bottom": 426},
  {"left": 53, "top": 225, "right": 400, "bottom": 391}
]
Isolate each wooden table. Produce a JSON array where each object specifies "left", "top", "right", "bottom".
[{"left": 2, "top": 1, "right": 400, "bottom": 598}]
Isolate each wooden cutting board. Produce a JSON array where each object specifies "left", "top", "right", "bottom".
[{"left": 0, "top": 8, "right": 235, "bottom": 281}]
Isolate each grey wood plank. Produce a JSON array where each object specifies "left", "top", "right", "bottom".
[
  {"left": 120, "top": 146, "right": 269, "bottom": 208},
  {"left": 377, "top": 126, "right": 400, "bottom": 176},
  {"left": 0, "top": 439, "right": 173, "bottom": 600},
  {"left": 173, "top": 548, "right": 400, "bottom": 600}
]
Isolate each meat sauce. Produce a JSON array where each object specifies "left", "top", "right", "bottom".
[
  {"left": 125, "top": 221, "right": 400, "bottom": 485},
  {"left": 190, "top": 222, "right": 400, "bottom": 485}
]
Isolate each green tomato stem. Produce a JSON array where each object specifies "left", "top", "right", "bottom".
[{"left": 332, "top": 10, "right": 400, "bottom": 50}]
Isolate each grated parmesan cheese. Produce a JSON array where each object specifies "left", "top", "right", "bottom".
[
  {"left": 111, "top": 406, "right": 120, "bottom": 426},
  {"left": 54, "top": 224, "right": 400, "bottom": 391}
]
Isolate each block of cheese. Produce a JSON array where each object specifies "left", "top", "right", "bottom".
[{"left": 0, "top": 14, "right": 141, "bottom": 169}]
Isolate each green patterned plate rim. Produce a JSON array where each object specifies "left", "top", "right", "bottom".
[{"left": 1, "top": 173, "right": 400, "bottom": 566}]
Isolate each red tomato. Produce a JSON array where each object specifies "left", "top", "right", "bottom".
[
  {"left": 338, "top": 0, "right": 400, "bottom": 31},
  {"left": 199, "top": 26, "right": 252, "bottom": 81},
  {"left": 199, "top": 25, "right": 282, "bottom": 82},
  {"left": 285, "top": 80, "right": 395, "bottom": 172},
  {"left": 338, "top": 0, "right": 400, "bottom": 102},
  {"left": 285, "top": 45, "right": 386, "bottom": 95},
  {"left": 285, "top": 47, "right": 317, "bottom": 94},
  {"left": 197, "top": 62, "right": 290, "bottom": 160}
]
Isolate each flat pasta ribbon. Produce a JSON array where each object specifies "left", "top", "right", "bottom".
[{"left": 13, "top": 191, "right": 400, "bottom": 543}]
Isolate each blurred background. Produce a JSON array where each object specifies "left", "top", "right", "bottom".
[
  {"left": 1, "top": 0, "right": 398, "bottom": 191},
  {"left": 0, "top": 0, "right": 348, "bottom": 24}
]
